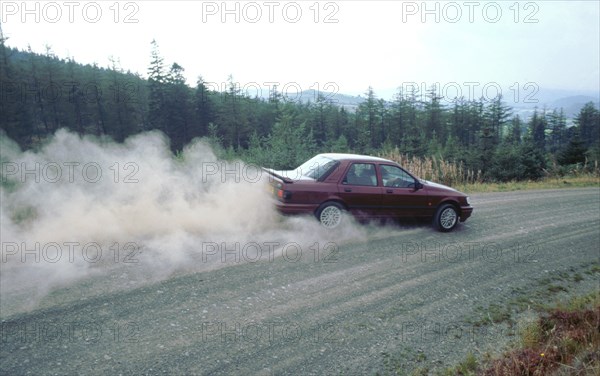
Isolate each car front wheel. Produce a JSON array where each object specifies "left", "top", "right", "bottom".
[
  {"left": 316, "top": 202, "right": 345, "bottom": 229},
  {"left": 433, "top": 203, "right": 458, "bottom": 232}
]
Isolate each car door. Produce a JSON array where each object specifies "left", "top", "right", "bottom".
[
  {"left": 337, "top": 163, "right": 383, "bottom": 217},
  {"left": 379, "top": 164, "right": 431, "bottom": 218}
]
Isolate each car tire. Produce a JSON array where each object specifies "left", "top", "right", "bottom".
[
  {"left": 433, "top": 203, "right": 458, "bottom": 232},
  {"left": 316, "top": 202, "right": 345, "bottom": 229}
]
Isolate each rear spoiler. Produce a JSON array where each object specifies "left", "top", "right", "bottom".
[{"left": 261, "top": 168, "right": 294, "bottom": 184}]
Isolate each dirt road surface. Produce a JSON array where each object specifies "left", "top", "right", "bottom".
[{"left": 1, "top": 188, "right": 599, "bottom": 375}]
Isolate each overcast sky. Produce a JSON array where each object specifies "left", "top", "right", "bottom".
[{"left": 2, "top": 1, "right": 599, "bottom": 101}]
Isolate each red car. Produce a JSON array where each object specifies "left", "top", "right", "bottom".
[{"left": 264, "top": 153, "right": 473, "bottom": 232}]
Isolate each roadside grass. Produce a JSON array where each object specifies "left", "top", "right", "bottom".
[
  {"left": 456, "top": 175, "right": 600, "bottom": 194},
  {"left": 444, "top": 263, "right": 600, "bottom": 376},
  {"left": 437, "top": 353, "right": 479, "bottom": 376},
  {"left": 438, "top": 291, "right": 599, "bottom": 376},
  {"left": 379, "top": 149, "right": 599, "bottom": 194},
  {"left": 479, "top": 291, "right": 600, "bottom": 376},
  {"left": 380, "top": 150, "right": 482, "bottom": 187},
  {"left": 372, "top": 263, "right": 599, "bottom": 376}
]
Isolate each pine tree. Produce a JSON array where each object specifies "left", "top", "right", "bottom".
[
  {"left": 43, "top": 45, "right": 62, "bottom": 132},
  {"left": 107, "top": 57, "right": 140, "bottom": 141},
  {"left": 194, "top": 76, "right": 214, "bottom": 138},
  {"left": 215, "top": 74, "right": 250, "bottom": 148},
  {"left": 388, "top": 88, "right": 408, "bottom": 147},
  {"left": 26, "top": 45, "right": 51, "bottom": 135},
  {"left": 424, "top": 85, "right": 445, "bottom": 143},
  {"left": 547, "top": 109, "right": 567, "bottom": 153},
  {"left": 355, "top": 87, "right": 379, "bottom": 148},
  {"left": 90, "top": 63, "right": 108, "bottom": 135},
  {"left": 245, "top": 131, "right": 266, "bottom": 165},
  {"left": 558, "top": 128, "right": 587, "bottom": 165},
  {"left": 575, "top": 102, "right": 600, "bottom": 149},
  {"left": 484, "top": 95, "right": 511, "bottom": 142},
  {"left": 443, "top": 134, "right": 460, "bottom": 162},
  {"left": 65, "top": 57, "right": 85, "bottom": 134},
  {"left": 506, "top": 115, "right": 523, "bottom": 145},
  {"left": 266, "top": 104, "right": 315, "bottom": 169},
  {"left": 311, "top": 93, "right": 328, "bottom": 145},
  {"left": 147, "top": 39, "right": 166, "bottom": 132},
  {"left": 378, "top": 98, "right": 388, "bottom": 144},
  {"left": 331, "top": 134, "right": 350, "bottom": 153},
  {"left": 0, "top": 25, "right": 34, "bottom": 146},
  {"left": 520, "top": 133, "right": 546, "bottom": 180},
  {"left": 391, "top": 86, "right": 422, "bottom": 155},
  {"left": 489, "top": 143, "right": 524, "bottom": 182},
  {"left": 528, "top": 108, "right": 547, "bottom": 151},
  {"left": 474, "top": 96, "right": 511, "bottom": 176},
  {"left": 163, "top": 62, "right": 193, "bottom": 151}
]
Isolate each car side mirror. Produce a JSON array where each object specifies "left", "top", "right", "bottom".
[{"left": 414, "top": 180, "right": 423, "bottom": 190}]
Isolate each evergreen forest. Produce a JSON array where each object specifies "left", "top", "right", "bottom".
[{"left": 1, "top": 39, "right": 599, "bottom": 182}]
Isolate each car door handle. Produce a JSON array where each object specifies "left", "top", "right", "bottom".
[
  {"left": 386, "top": 189, "right": 394, "bottom": 194},
  {"left": 344, "top": 188, "right": 352, "bottom": 192}
]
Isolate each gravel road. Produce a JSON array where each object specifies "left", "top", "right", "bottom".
[{"left": 1, "top": 188, "right": 599, "bottom": 375}]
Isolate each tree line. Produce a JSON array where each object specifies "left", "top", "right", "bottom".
[{"left": 1, "top": 38, "right": 599, "bottom": 182}]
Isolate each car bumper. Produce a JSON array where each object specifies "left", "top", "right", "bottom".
[
  {"left": 275, "top": 201, "right": 320, "bottom": 216},
  {"left": 460, "top": 206, "right": 473, "bottom": 222}
]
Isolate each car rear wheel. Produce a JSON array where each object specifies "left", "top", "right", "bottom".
[
  {"left": 433, "top": 203, "right": 458, "bottom": 232},
  {"left": 317, "top": 202, "right": 345, "bottom": 229}
]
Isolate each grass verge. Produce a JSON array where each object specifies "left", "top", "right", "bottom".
[
  {"left": 455, "top": 175, "right": 599, "bottom": 194},
  {"left": 438, "top": 262, "right": 599, "bottom": 375},
  {"left": 480, "top": 291, "right": 600, "bottom": 376},
  {"left": 444, "top": 291, "right": 600, "bottom": 376}
]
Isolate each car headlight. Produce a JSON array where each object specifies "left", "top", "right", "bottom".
[{"left": 465, "top": 196, "right": 471, "bottom": 205}]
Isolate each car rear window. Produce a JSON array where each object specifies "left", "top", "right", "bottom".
[{"left": 295, "top": 156, "right": 338, "bottom": 180}]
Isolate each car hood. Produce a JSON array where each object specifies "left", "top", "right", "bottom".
[{"left": 422, "top": 180, "right": 462, "bottom": 194}]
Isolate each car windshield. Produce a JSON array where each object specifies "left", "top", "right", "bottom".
[{"left": 294, "top": 155, "right": 337, "bottom": 180}]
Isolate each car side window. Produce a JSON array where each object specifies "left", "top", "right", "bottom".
[
  {"left": 380, "top": 165, "right": 416, "bottom": 188},
  {"left": 344, "top": 163, "right": 377, "bottom": 186}
]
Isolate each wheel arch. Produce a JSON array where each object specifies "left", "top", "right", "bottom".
[
  {"left": 314, "top": 199, "right": 348, "bottom": 216},
  {"left": 436, "top": 198, "right": 461, "bottom": 217}
]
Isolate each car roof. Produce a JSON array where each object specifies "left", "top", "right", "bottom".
[{"left": 317, "top": 153, "right": 395, "bottom": 163}]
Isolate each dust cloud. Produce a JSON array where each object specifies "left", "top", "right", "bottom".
[{"left": 0, "top": 129, "right": 371, "bottom": 317}]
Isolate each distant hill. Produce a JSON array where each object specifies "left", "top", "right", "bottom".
[
  {"left": 295, "top": 89, "right": 599, "bottom": 120},
  {"left": 293, "top": 89, "right": 365, "bottom": 112},
  {"left": 510, "top": 94, "right": 599, "bottom": 124},
  {"left": 548, "top": 95, "right": 600, "bottom": 118}
]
